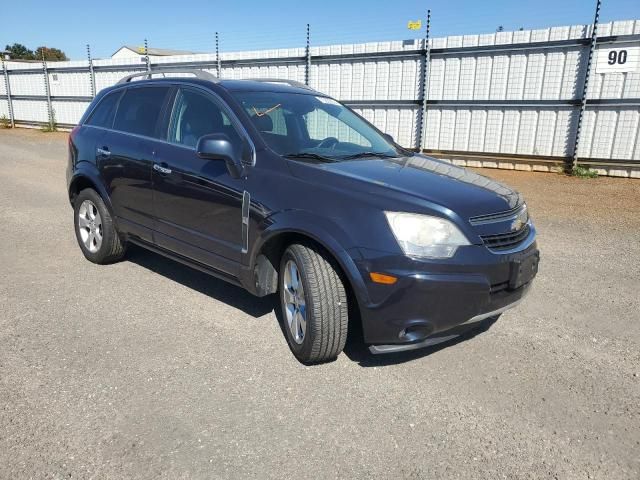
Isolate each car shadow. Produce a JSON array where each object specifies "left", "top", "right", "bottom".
[
  {"left": 125, "top": 245, "right": 275, "bottom": 318},
  {"left": 125, "top": 245, "right": 498, "bottom": 367},
  {"left": 342, "top": 316, "right": 500, "bottom": 367}
]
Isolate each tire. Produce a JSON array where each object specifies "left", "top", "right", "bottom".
[
  {"left": 279, "top": 243, "right": 349, "bottom": 363},
  {"left": 73, "top": 188, "right": 126, "bottom": 264}
]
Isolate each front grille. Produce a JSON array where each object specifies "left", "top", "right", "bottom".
[
  {"left": 469, "top": 205, "right": 524, "bottom": 225},
  {"left": 480, "top": 224, "right": 530, "bottom": 251}
]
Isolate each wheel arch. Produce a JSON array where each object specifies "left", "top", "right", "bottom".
[
  {"left": 252, "top": 229, "right": 366, "bottom": 330},
  {"left": 245, "top": 211, "right": 370, "bottom": 319},
  {"left": 68, "top": 163, "right": 114, "bottom": 216}
]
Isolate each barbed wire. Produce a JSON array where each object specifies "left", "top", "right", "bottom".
[
  {"left": 40, "top": 2, "right": 627, "bottom": 60},
  {"left": 126, "top": 6, "right": 609, "bottom": 57}
]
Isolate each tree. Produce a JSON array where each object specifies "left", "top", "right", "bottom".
[
  {"left": 34, "top": 46, "right": 68, "bottom": 61},
  {"left": 5, "top": 43, "right": 35, "bottom": 60},
  {"left": 4, "top": 43, "right": 68, "bottom": 61}
]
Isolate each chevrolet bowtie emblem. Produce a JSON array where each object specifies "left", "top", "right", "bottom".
[
  {"left": 511, "top": 208, "right": 528, "bottom": 231},
  {"left": 511, "top": 217, "right": 524, "bottom": 231}
]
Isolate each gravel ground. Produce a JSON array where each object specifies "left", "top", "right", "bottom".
[{"left": 1, "top": 128, "right": 639, "bottom": 479}]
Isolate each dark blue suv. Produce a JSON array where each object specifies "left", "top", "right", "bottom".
[{"left": 67, "top": 69, "right": 539, "bottom": 363}]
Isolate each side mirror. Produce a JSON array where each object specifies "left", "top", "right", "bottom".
[
  {"left": 382, "top": 133, "right": 395, "bottom": 144},
  {"left": 196, "top": 133, "right": 243, "bottom": 178}
]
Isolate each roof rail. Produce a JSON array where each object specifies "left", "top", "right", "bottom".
[
  {"left": 116, "top": 68, "right": 219, "bottom": 85},
  {"left": 249, "top": 78, "right": 315, "bottom": 91}
]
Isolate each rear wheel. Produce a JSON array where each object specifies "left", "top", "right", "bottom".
[
  {"left": 279, "top": 243, "right": 348, "bottom": 363},
  {"left": 73, "top": 188, "right": 125, "bottom": 264}
]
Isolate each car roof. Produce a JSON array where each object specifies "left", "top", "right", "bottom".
[
  {"left": 106, "top": 77, "right": 318, "bottom": 96},
  {"left": 217, "top": 79, "right": 317, "bottom": 95}
]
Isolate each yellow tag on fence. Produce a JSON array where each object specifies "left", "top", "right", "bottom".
[{"left": 407, "top": 20, "right": 422, "bottom": 30}]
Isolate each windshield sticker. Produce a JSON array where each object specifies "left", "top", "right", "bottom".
[{"left": 252, "top": 104, "right": 281, "bottom": 117}]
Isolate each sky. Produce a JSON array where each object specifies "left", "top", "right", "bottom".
[{"left": 2, "top": 0, "right": 639, "bottom": 60}]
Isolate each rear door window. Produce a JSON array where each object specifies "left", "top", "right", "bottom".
[
  {"left": 86, "top": 90, "right": 122, "bottom": 128},
  {"left": 113, "top": 86, "right": 170, "bottom": 138}
]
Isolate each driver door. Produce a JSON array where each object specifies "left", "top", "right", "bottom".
[{"left": 151, "top": 86, "right": 247, "bottom": 275}]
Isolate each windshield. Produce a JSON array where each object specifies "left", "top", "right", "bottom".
[{"left": 231, "top": 91, "right": 409, "bottom": 161}]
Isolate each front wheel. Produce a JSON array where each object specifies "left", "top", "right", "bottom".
[{"left": 279, "top": 244, "right": 349, "bottom": 364}]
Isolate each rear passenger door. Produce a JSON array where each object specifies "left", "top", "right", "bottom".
[
  {"left": 99, "top": 85, "right": 172, "bottom": 242},
  {"left": 151, "top": 86, "right": 247, "bottom": 275}
]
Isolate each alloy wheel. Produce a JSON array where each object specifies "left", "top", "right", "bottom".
[
  {"left": 77, "top": 200, "right": 103, "bottom": 253},
  {"left": 283, "top": 259, "right": 307, "bottom": 344}
]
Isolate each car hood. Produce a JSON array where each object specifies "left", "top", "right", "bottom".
[{"left": 288, "top": 155, "right": 522, "bottom": 219}]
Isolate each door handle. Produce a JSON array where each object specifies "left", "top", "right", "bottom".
[
  {"left": 96, "top": 147, "right": 111, "bottom": 157},
  {"left": 153, "top": 163, "right": 172, "bottom": 175}
]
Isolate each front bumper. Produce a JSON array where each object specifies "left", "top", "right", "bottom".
[
  {"left": 350, "top": 235, "right": 539, "bottom": 353},
  {"left": 368, "top": 299, "right": 523, "bottom": 353}
]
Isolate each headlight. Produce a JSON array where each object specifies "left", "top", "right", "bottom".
[{"left": 384, "top": 212, "right": 470, "bottom": 259}]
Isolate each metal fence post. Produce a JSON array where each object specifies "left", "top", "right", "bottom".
[
  {"left": 86, "top": 44, "right": 96, "bottom": 97},
  {"left": 42, "top": 53, "right": 54, "bottom": 128},
  {"left": 417, "top": 10, "right": 431, "bottom": 151},
  {"left": 144, "top": 38, "right": 151, "bottom": 72},
  {"left": 1, "top": 56, "right": 15, "bottom": 127},
  {"left": 216, "top": 32, "right": 221, "bottom": 78},
  {"left": 305, "top": 23, "right": 311, "bottom": 86},
  {"left": 570, "top": 0, "right": 601, "bottom": 172}
]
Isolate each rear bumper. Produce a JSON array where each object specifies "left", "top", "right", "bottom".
[{"left": 349, "top": 236, "right": 538, "bottom": 352}]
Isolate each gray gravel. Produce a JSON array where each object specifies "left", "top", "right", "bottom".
[{"left": 1, "top": 128, "right": 639, "bottom": 479}]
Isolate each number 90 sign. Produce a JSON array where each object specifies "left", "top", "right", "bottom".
[
  {"left": 596, "top": 45, "right": 639, "bottom": 73},
  {"left": 608, "top": 49, "right": 627, "bottom": 65}
]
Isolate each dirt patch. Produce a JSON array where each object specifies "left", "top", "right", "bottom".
[
  {"left": 1, "top": 128, "right": 639, "bottom": 479},
  {"left": 472, "top": 168, "right": 640, "bottom": 228}
]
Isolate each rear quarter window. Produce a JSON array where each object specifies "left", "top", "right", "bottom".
[
  {"left": 113, "top": 86, "right": 170, "bottom": 138},
  {"left": 86, "top": 90, "right": 122, "bottom": 128}
]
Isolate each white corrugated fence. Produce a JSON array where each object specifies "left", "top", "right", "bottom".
[{"left": 1, "top": 19, "right": 639, "bottom": 177}]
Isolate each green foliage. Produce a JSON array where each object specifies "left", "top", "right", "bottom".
[
  {"left": 41, "top": 109, "right": 58, "bottom": 132},
  {"left": 5, "top": 43, "right": 35, "bottom": 60},
  {"left": 572, "top": 165, "right": 598, "bottom": 178},
  {"left": 5, "top": 43, "right": 68, "bottom": 61},
  {"left": 0, "top": 115, "right": 10, "bottom": 129},
  {"left": 34, "top": 46, "right": 68, "bottom": 61}
]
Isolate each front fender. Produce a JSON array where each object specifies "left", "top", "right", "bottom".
[{"left": 241, "top": 209, "right": 370, "bottom": 305}]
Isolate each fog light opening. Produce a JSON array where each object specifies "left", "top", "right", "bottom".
[{"left": 399, "top": 324, "right": 431, "bottom": 343}]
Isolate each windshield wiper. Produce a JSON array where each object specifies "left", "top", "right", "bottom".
[
  {"left": 394, "top": 145, "right": 416, "bottom": 157},
  {"left": 337, "top": 152, "right": 399, "bottom": 160},
  {"left": 283, "top": 152, "right": 338, "bottom": 163}
]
